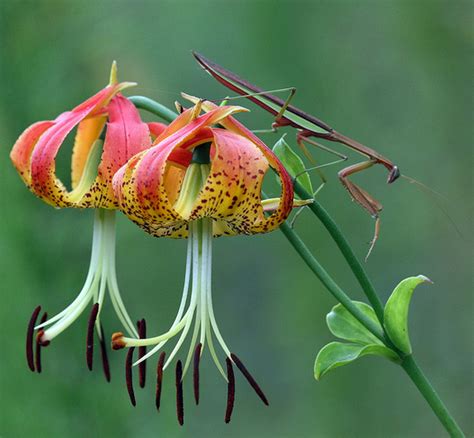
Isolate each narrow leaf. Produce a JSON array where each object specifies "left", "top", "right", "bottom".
[
  {"left": 314, "top": 341, "right": 400, "bottom": 380},
  {"left": 327, "top": 301, "right": 383, "bottom": 345},
  {"left": 272, "top": 135, "right": 313, "bottom": 195},
  {"left": 384, "top": 275, "right": 432, "bottom": 354}
]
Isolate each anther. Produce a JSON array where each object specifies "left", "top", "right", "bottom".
[
  {"left": 137, "top": 319, "right": 147, "bottom": 388},
  {"left": 126, "top": 347, "right": 136, "bottom": 406},
  {"left": 86, "top": 303, "right": 99, "bottom": 371},
  {"left": 99, "top": 325, "right": 111, "bottom": 382},
  {"left": 26, "top": 306, "right": 41, "bottom": 372},
  {"left": 35, "top": 312, "right": 48, "bottom": 374},
  {"left": 155, "top": 352, "right": 166, "bottom": 411},
  {"left": 230, "top": 353, "right": 269, "bottom": 406},
  {"left": 225, "top": 357, "right": 235, "bottom": 423},
  {"left": 175, "top": 360, "right": 184, "bottom": 426},
  {"left": 193, "top": 343, "right": 202, "bottom": 405}
]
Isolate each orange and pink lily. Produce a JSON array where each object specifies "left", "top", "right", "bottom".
[
  {"left": 11, "top": 63, "right": 162, "bottom": 377},
  {"left": 111, "top": 94, "right": 294, "bottom": 423}
]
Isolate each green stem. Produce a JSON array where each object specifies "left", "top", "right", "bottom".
[
  {"left": 279, "top": 222, "right": 386, "bottom": 342},
  {"left": 401, "top": 356, "right": 465, "bottom": 437},
  {"left": 293, "top": 180, "right": 385, "bottom": 324},
  {"left": 128, "top": 95, "right": 178, "bottom": 123}
]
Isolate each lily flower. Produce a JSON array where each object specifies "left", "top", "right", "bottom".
[
  {"left": 111, "top": 95, "right": 294, "bottom": 423},
  {"left": 11, "top": 63, "right": 161, "bottom": 379}
]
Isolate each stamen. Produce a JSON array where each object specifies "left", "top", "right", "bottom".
[
  {"left": 230, "top": 353, "right": 269, "bottom": 406},
  {"left": 35, "top": 312, "right": 48, "bottom": 374},
  {"left": 225, "top": 357, "right": 235, "bottom": 423},
  {"left": 193, "top": 343, "right": 202, "bottom": 405},
  {"left": 99, "top": 325, "right": 111, "bottom": 382},
  {"left": 126, "top": 347, "right": 136, "bottom": 406},
  {"left": 26, "top": 306, "right": 41, "bottom": 372},
  {"left": 137, "top": 319, "right": 147, "bottom": 388},
  {"left": 176, "top": 360, "right": 184, "bottom": 425},
  {"left": 155, "top": 352, "right": 166, "bottom": 411},
  {"left": 86, "top": 303, "right": 99, "bottom": 371}
]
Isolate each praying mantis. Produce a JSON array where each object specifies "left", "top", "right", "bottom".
[{"left": 192, "top": 51, "right": 401, "bottom": 257}]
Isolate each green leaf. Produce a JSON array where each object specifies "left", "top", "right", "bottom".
[
  {"left": 327, "top": 301, "right": 383, "bottom": 345},
  {"left": 384, "top": 275, "right": 432, "bottom": 354},
  {"left": 314, "top": 341, "right": 400, "bottom": 380},
  {"left": 272, "top": 135, "right": 313, "bottom": 195}
]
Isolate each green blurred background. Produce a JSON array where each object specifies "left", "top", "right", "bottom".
[{"left": 0, "top": 1, "right": 472, "bottom": 437}]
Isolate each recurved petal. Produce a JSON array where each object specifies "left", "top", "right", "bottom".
[{"left": 10, "top": 121, "right": 55, "bottom": 185}]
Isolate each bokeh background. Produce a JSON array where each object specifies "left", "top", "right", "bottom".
[{"left": 0, "top": 1, "right": 472, "bottom": 437}]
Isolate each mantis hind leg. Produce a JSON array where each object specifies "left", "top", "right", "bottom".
[{"left": 338, "top": 160, "right": 382, "bottom": 260}]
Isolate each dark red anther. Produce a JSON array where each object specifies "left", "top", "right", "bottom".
[
  {"left": 155, "top": 352, "right": 166, "bottom": 411},
  {"left": 193, "top": 343, "right": 202, "bottom": 405},
  {"left": 99, "top": 325, "right": 111, "bottom": 382},
  {"left": 26, "top": 306, "right": 41, "bottom": 372},
  {"left": 225, "top": 357, "right": 235, "bottom": 423},
  {"left": 137, "top": 319, "right": 147, "bottom": 388},
  {"left": 35, "top": 312, "right": 48, "bottom": 373},
  {"left": 175, "top": 360, "right": 184, "bottom": 425},
  {"left": 86, "top": 303, "right": 99, "bottom": 371},
  {"left": 126, "top": 347, "right": 136, "bottom": 406},
  {"left": 230, "top": 353, "right": 269, "bottom": 406}
]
